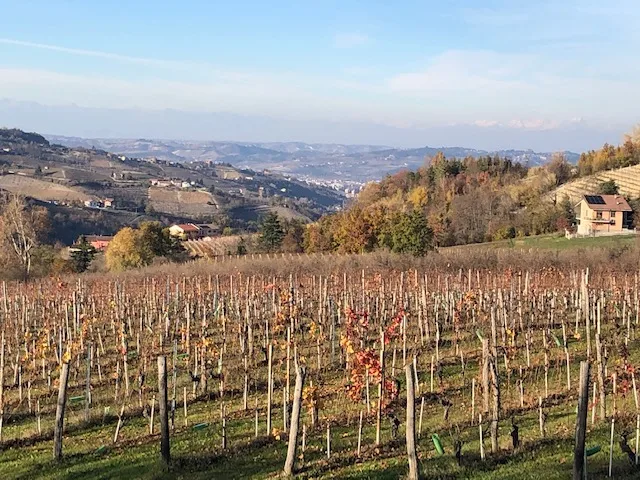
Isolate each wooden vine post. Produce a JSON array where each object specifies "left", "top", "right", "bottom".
[
  {"left": 376, "top": 328, "right": 385, "bottom": 446},
  {"left": 405, "top": 363, "right": 420, "bottom": 480},
  {"left": 573, "top": 361, "right": 590, "bottom": 480},
  {"left": 595, "top": 301, "right": 607, "bottom": 421},
  {"left": 482, "top": 338, "right": 490, "bottom": 415},
  {"left": 53, "top": 361, "right": 70, "bottom": 460},
  {"left": 283, "top": 364, "right": 306, "bottom": 476},
  {"left": 85, "top": 342, "right": 91, "bottom": 422},
  {"left": 158, "top": 356, "right": 170, "bottom": 465},
  {"left": 490, "top": 313, "right": 500, "bottom": 453},
  {"left": 0, "top": 331, "right": 4, "bottom": 442},
  {"left": 267, "top": 343, "right": 273, "bottom": 436}
]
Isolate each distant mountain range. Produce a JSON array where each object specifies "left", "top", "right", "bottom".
[{"left": 47, "top": 135, "right": 579, "bottom": 184}]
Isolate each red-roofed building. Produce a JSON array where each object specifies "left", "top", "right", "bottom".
[{"left": 84, "top": 235, "right": 114, "bottom": 251}]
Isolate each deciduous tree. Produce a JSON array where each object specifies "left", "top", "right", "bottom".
[
  {"left": 105, "top": 227, "right": 151, "bottom": 271},
  {"left": 547, "top": 153, "right": 573, "bottom": 185},
  {"left": 281, "top": 220, "right": 305, "bottom": 253},
  {"left": 0, "top": 194, "right": 49, "bottom": 280},
  {"left": 332, "top": 206, "right": 374, "bottom": 254}
]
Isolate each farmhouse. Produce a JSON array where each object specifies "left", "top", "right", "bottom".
[
  {"left": 194, "top": 224, "right": 216, "bottom": 237},
  {"left": 169, "top": 223, "right": 217, "bottom": 240},
  {"left": 150, "top": 179, "right": 172, "bottom": 187},
  {"left": 168, "top": 223, "right": 201, "bottom": 240},
  {"left": 575, "top": 194, "right": 634, "bottom": 236}
]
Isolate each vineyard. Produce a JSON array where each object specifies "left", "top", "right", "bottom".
[
  {"left": 148, "top": 187, "right": 218, "bottom": 217},
  {"left": 182, "top": 236, "right": 257, "bottom": 258},
  {"left": 0, "top": 264, "right": 639, "bottom": 479},
  {"left": 549, "top": 164, "right": 640, "bottom": 204}
]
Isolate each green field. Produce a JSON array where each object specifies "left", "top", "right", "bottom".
[{"left": 449, "top": 234, "right": 637, "bottom": 252}]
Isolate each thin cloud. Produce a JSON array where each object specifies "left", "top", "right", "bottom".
[
  {"left": 460, "top": 7, "right": 528, "bottom": 27},
  {"left": 387, "top": 50, "right": 530, "bottom": 94},
  {"left": 0, "top": 38, "right": 280, "bottom": 81},
  {"left": 333, "top": 33, "right": 370, "bottom": 48},
  {"left": 0, "top": 38, "right": 188, "bottom": 68}
]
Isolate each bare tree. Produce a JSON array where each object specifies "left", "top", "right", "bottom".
[
  {"left": 624, "top": 124, "right": 640, "bottom": 144},
  {"left": 547, "top": 152, "right": 572, "bottom": 186},
  {"left": 0, "top": 194, "right": 47, "bottom": 280}
]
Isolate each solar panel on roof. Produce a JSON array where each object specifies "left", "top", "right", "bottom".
[{"left": 585, "top": 195, "right": 605, "bottom": 205}]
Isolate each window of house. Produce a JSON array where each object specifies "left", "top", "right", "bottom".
[{"left": 596, "top": 211, "right": 603, "bottom": 219}]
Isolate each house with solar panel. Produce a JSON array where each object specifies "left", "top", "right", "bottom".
[{"left": 575, "top": 194, "right": 634, "bottom": 236}]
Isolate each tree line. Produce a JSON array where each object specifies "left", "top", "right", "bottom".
[{"left": 299, "top": 154, "right": 574, "bottom": 251}]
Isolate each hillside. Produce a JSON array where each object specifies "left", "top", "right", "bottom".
[
  {"left": 0, "top": 128, "right": 344, "bottom": 243},
  {"left": 302, "top": 134, "right": 640, "bottom": 254},
  {"left": 47, "top": 134, "right": 579, "bottom": 184},
  {"left": 0, "top": 174, "right": 97, "bottom": 203},
  {"left": 302, "top": 154, "right": 564, "bottom": 253},
  {"left": 148, "top": 187, "right": 219, "bottom": 217},
  {"left": 549, "top": 164, "right": 640, "bottom": 203},
  {"left": 182, "top": 234, "right": 258, "bottom": 257}
]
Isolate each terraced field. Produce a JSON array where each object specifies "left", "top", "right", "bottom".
[
  {"left": 182, "top": 234, "right": 256, "bottom": 257},
  {"left": 550, "top": 164, "right": 640, "bottom": 203},
  {"left": 148, "top": 187, "right": 218, "bottom": 216},
  {"left": 228, "top": 205, "right": 311, "bottom": 223}
]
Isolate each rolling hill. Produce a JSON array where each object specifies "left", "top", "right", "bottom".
[
  {"left": 47, "top": 134, "right": 580, "bottom": 184},
  {"left": 0, "top": 128, "right": 345, "bottom": 243}
]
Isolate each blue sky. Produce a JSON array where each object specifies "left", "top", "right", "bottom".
[{"left": 0, "top": 0, "right": 638, "bottom": 150}]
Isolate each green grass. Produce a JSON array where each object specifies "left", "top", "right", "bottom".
[
  {"left": 448, "top": 233, "right": 637, "bottom": 251},
  {"left": 2, "top": 334, "right": 639, "bottom": 480},
  {"left": 516, "top": 234, "right": 637, "bottom": 250}
]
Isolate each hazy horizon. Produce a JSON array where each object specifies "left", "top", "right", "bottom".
[{"left": 0, "top": 100, "right": 629, "bottom": 153}]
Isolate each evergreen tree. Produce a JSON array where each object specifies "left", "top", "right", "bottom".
[
  {"left": 389, "top": 210, "right": 434, "bottom": 256},
  {"left": 598, "top": 179, "right": 619, "bottom": 195},
  {"left": 70, "top": 236, "right": 97, "bottom": 273},
  {"left": 259, "top": 212, "right": 284, "bottom": 252},
  {"left": 558, "top": 196, "right": 576, "bottom": 228}
]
